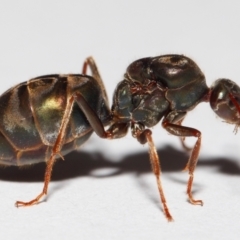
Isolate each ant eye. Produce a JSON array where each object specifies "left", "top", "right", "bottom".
[{"left": 210, "top": 79, "right": 240, "bottom": 124}]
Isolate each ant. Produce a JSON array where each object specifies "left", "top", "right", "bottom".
[{"left": 0, "top": 55, "right": 239, "bottom": 221}]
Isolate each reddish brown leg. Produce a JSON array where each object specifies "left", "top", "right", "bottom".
[
  {"left": 15, "top": 84, "right": 126, "bottom": 207},
  {"left": 75, "top": 93, "right": 173, "bottom": 220},
  {"left": 180, "top": 137, "right": 192, "bottom": 152},
  {"left": 162, "top": 120, "right": 203, "bottom": 206},
  {"left": 82, "top": 57, "right": 108, "bottom": 104},
  {"left": 15, "top": 153, "right": 58, "bottom": 206},
  {"left": 135, "top": 127, "right": 173, "bottom": 222},
  {"left": 176, "top": 118, "right": 192, "bottom": 152},
  {"left": 74, "top": 92, "right": 111, "bottom": 139},
  {"left": 15, "top": 96, "right": 75, "bottom": 207},
  {"left": 75, "top": 92, "right": 173, "bottom": 220},
  {"left": 74, "top": 91, "right": 130, "bottom": 140}
]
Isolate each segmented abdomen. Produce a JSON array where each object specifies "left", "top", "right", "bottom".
[{"left": 0, "top": 74, "right": 110, "bottom": 166}]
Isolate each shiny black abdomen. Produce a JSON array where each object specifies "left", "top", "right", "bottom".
[{"left": 0, "top": 74, "right": 110, "bottom": 166}]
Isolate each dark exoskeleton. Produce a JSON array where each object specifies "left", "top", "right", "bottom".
[{"left": 0, "top": 55, "right": 239, "bottom": 221}]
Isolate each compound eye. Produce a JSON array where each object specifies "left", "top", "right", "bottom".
[{"left": 210, "top": 79, "right": 240, "bottom": 125}]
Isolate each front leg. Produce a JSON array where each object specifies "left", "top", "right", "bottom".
[
  {"left": 162, "top": 112, "right": 203, "bottom": 206},
  {"left": 176, "top": 117, "right": 193, "bottom": 152}
]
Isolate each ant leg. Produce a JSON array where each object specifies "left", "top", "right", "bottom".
[
  {"left": 82, "top": 57, "right": 109, "bottom": 105},
  {"left": 15, "top": 96, "right": 75, "bottom": 207},
  {"left": 162, "top": 119, "right": 203, "bottom": 206},
  {"left": 180, "top": 137, "right": 192, "bottom": 152},
  {"left": 176, "top": 118, "right": 192, "bottom": 152},
  {"left": 133, "top": 125, "right": 173, "bottom": 221},
  {"left": 16, "top": 90, "right": 127, "bottom": 207},
  {"left": 76, "top": 93, "right": 173, "bottom": 220},
  {"left": 74, "top": 92, "right": 129, "bottom": 139}
]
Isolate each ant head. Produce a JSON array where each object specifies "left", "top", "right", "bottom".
[{"left": 210, "top": 78, "right": 240, "bottom": 132}]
